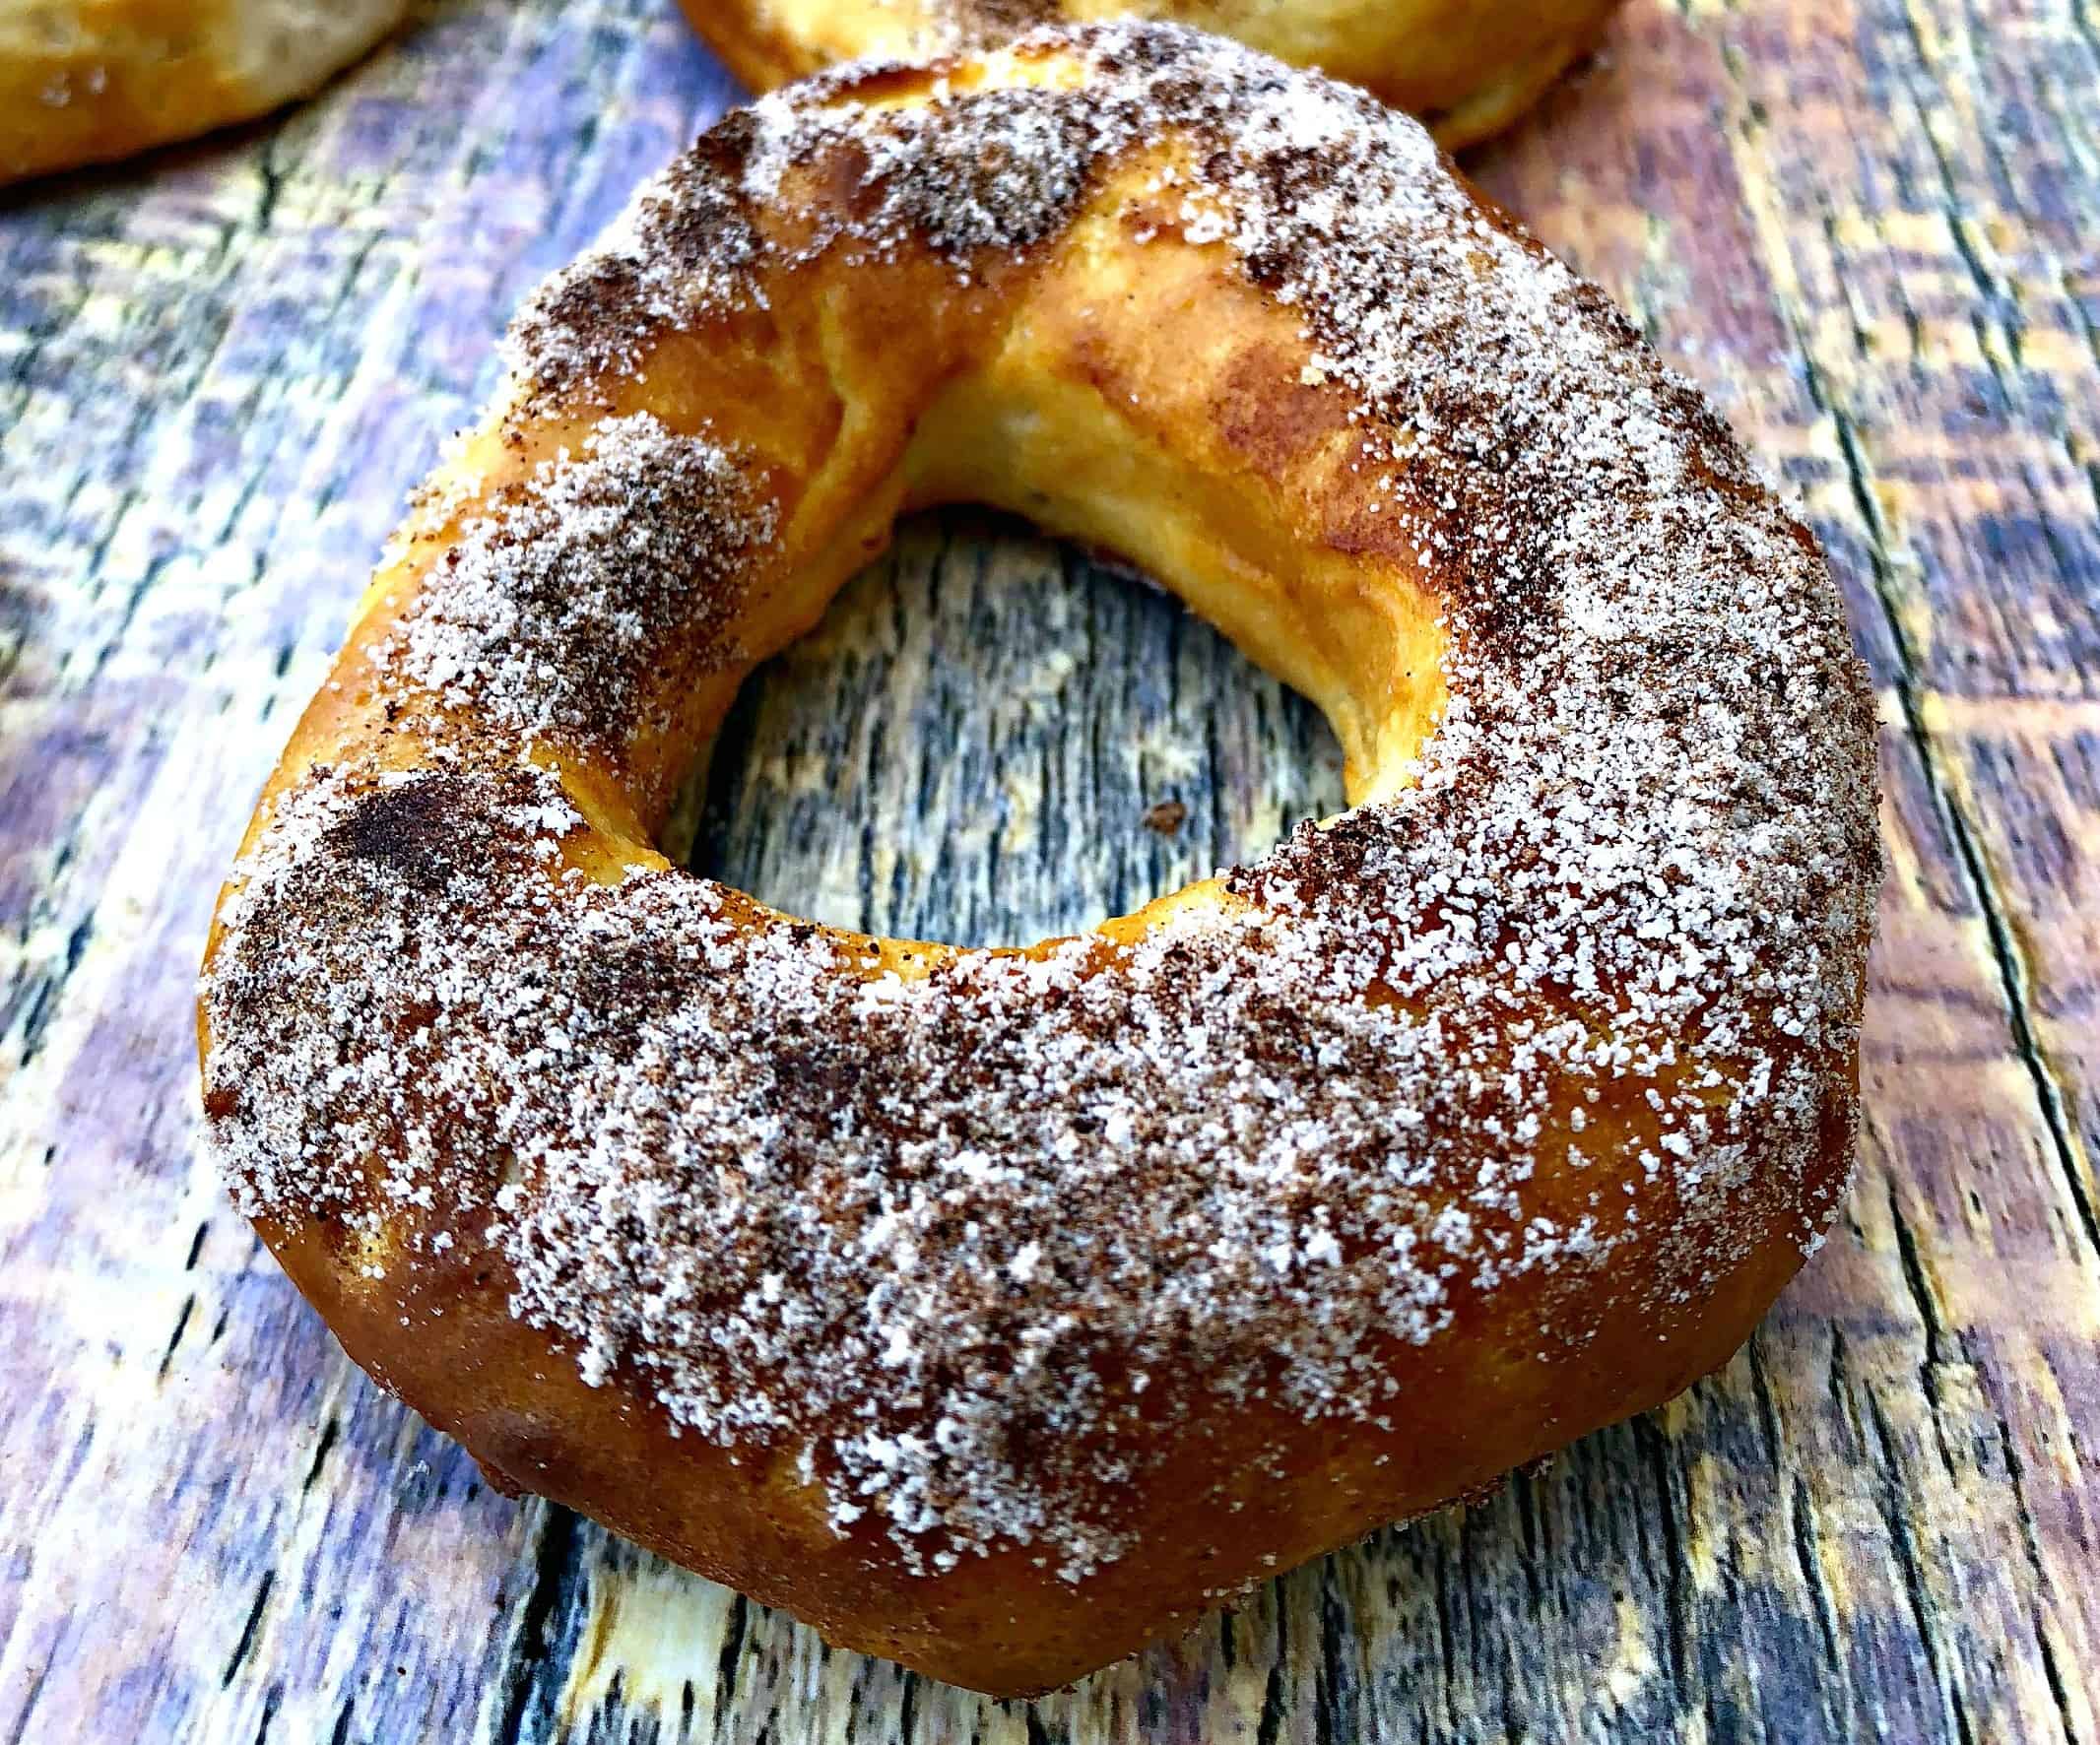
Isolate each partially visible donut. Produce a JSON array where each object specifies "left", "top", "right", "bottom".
[
  {"left": 677, "top": 0, "right": 1626, "bottom": 147},
  {"left": 198, "top": 24, "right": 1879, "bottom": 1696},
  {"left": 0, "top": 0, "right": 410, "bottom": 183}
]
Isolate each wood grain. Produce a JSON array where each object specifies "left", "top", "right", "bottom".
[{"left": 2, "top": 0, "right": 2097, "bottom": 1738}]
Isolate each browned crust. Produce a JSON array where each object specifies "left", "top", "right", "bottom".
[{"left": 266, "top": 1161, "right": 1832, "bottom": 1695}]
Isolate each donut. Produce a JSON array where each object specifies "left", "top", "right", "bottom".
[
  {"left": 198, "top": 24, "right": 1880, "bottom": 1697},
  {"left": 1, "top": 0, "right": 409, "bottom": 183},
  {"left": 677, "top": 0, "right": 1626, "bottom": 148}
]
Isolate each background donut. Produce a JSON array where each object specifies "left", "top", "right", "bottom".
[
  {"left": 0, "top": 0, "right": 412, "bottom": 182},
  {"left": 676, "top": 0, "right": 1630, "bottom": 147}
]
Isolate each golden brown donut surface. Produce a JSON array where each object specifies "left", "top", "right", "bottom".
[
  {"left": 0, "top": 0, "right": 411, "bottom": 183},
  {"left": 678, "top": 0, "right": 1626, "bottom": 147},
  {"left": 198, "top": 24, "right": 1880, "bottom": 1696}
]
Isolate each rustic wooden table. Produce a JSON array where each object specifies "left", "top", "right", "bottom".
[{"left": 3, "top": 0, "right": 2097, "bottom": 1738}]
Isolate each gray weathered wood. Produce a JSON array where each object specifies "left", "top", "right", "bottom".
[{"left": 3, "top": 0, "right": 2098, "bottom": 1738}]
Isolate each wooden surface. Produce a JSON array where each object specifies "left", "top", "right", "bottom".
[{"left": 3, "top": 0, "right": 2098, "bottom": 1738}]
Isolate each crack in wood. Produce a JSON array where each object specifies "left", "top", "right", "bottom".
[
  {"left": 221, "top": 1571, "right": 276, "bottom": 1689},
  {"left": 1989, "top": 1410, "right": 2087, "bottom": 1745},
  {"left": 1632, "top": 1415, "right": 1691, "bottom": 1704},
  {"left": 1862, "top": 1389, "right": 1979, "bottom": 1745},
  {"left": 1313, "top": 1564, "right": 1350, "bottom": 1745},
  {"left": 1786, "top": 1470, "right": 1859, "bottom": 1745},
  {"left": 493, "top": 1511, "right": 584, "bottom": 1745},
  {"left": 1253, "top": 1596, "right": 1289, "bottom": 1745},
  {"left": 1877, "top": 1163, "right": 1965, "bottom": 1479},
  {"left": 156, "top": 1294, "right": 196, "bottom": 1382},
  {"left": 15, "top": 914, "right": 94, "bottom": 1068},
  {"left": 5, "top": 1664, "right": 48, "bottom": 1745},
  {"left": 712, "top": 1593, "right": 750, "bottom": 1743},
  {"left": 301, "top": 1416, "right": 340, "bottom": 1494},
  {"left": 1820, "top": 365, "right": 2100, "bottom": 1259},
  {"left": 893, "top": 1664, "right": 919, "bottom": 1745}
]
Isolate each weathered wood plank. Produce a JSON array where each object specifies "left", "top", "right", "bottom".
[{"left": 3, "top": 0, "right": 2099, "bottom": 1739}]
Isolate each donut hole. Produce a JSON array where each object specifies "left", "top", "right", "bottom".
[{"left": 678, "top": 508, "right": 1346, "bottom": 946}]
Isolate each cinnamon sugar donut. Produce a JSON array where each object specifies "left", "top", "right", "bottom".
[
  {"left": 198, "top": 24, "right": 1879, "bottom": 1696},
  {"left": 678, "top": 0, "right": 1626, "bottom": 147}
]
